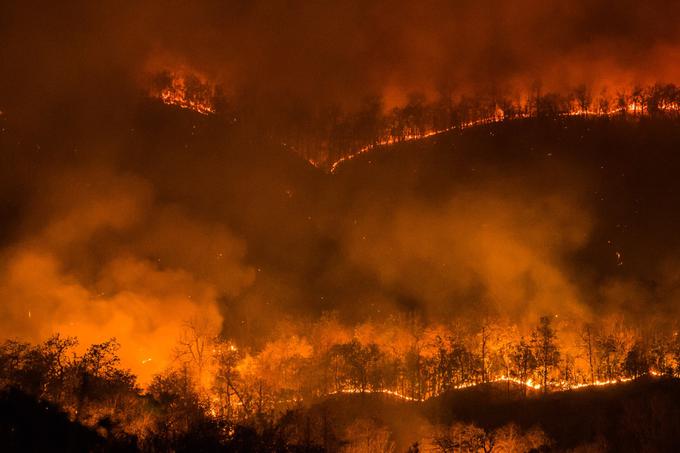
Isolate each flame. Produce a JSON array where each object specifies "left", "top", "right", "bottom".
[
  {"left": 329, "top": 388, "right": 421, "bottom": 402},
  {"left": 321, "top": 95, "right": 680, "bottom": 173},
  {"left": 152, "top": 72, "right": 216, "bottom": 115},
  {"left": 322, "top": 372, "right": 660, "bottom": 403}
]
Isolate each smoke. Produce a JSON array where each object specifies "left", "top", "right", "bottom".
[
  {"left": 3, "top": 1, "right": 680, "bottom": 122},
  {"left": 340, "top": 190, "right": 592, "bottom": 322},
  {"left": 0, "top": 167, "right": 254, "bottom": 382},
  {"left": 1, "top": 1, "right": 680, "bottom": 379}
]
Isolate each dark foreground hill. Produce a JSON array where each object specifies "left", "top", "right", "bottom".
[
  {"left": 305, "top": 377, "right": 680, "bottom": 452},
  {"left": 426, "top": 377, "right": 680, "bottom": 451},
  {"left": 4, "top": 378, "right": 679, "bottom": 452}
]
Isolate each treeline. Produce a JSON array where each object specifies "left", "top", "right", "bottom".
[
  {"left": 280, "top": 83, "right": 680, "bottom": 165},
  {"left": 1, "top": 313, "right": 679, "bottom": 450},
  {"left": 204, "top": 314, "right": 679, "bottom": 416},
  {"left": 0, "top": 336, "right": 330, "bottom": 451},
  {"left": 429, "top": 422, "right": 550, "bottom": 453},
  {"left": 150, "top": 75, "right": 680, "bottom": 167}
]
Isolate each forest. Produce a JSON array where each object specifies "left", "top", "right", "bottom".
[
  {"left": 2, "top": 311, "right": 679, "bottom": 451},
  {"left": 151, "top": 73, "right": 680, "bottom": 168}
]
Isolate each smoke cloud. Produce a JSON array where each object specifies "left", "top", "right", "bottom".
[
  {"left": 0, "top": 167, "right": 254, "bottom": 382},
  {"left": 1, "top": 1, "right": 680, "bottom": 378}
]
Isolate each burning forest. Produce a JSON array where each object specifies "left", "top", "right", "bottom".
[{"left": 3, "top": 1, "right": 680, "bottom": 452}]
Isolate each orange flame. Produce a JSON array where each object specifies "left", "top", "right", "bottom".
[
  {"left": 153, "top": 73, "right": 216, "bottom": 115},
  {"left": 323, "top": 99, "right": 680, "bottom": 173}
]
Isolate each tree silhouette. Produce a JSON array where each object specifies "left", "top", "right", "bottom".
[{"left": 532, "top": 316, "right": 560, "bottom": 394}]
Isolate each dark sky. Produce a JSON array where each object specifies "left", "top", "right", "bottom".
[{"left": 1, "top": 1, "right": 680, "bottom": 379}]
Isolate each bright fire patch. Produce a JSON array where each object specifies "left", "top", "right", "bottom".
[{"left": 151, "top": 71, "right": 216, "bottom": 115}]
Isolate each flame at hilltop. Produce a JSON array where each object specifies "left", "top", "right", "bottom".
[
  {"left": 151, "top": 71, "right": 216, "bottom": 115},
  {"left": 318, "top": 87, "right": 680, "bottom": 172},
  {"left": 143, "top": 69, "right": 680, "bottom": 173}
]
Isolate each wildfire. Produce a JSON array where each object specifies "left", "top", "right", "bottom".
[
  {"left": 152, "top": 72, "right": 216, "bottom": 115},
  {"left": 323, "top": 95, "right": 680, "bottom": 173},
  {"left": 562, "top": 376, "right": 634, "bottom": 390},
  {"left": 144, "top": 76, "right": 680, "bottom": 172},
  {"left": 322, "top": 373, "right": 661, "bottom": 404},
  {"left": 323, "top": 112, "right": 527, "bottom": 173},
  {"left": 329, "top": 388, "right": 421, "bottom": 402},
  {"left": 327, "top": 125, "right": 459, "bottom": 173}
]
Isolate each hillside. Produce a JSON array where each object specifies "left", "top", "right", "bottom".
[{"left": 305, "top": 377, "right": 680, "bottom": 452}]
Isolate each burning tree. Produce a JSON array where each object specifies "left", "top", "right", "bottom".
[
  {"left": 511, "top": 339, "right": 537, "bottom": 396},
  {"left": 532, "top": 316, "right": 560, "bottom": 393}
]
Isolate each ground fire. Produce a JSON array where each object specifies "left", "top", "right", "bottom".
[{"left": 151, "top": 71, "right": 216, "bottom": 115}]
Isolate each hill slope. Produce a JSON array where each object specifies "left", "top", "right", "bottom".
[{"left": 306, "top": 377, "right": 680, "bottom": 451}]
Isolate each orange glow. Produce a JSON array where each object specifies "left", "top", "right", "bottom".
[
  {"left": 153, "top": 72, "right": 216, "bottom": 115},
  {"left": 316, "top": 372, "right": 661, "bottom": 403},
  {"left": 312, "top": 91, "right": 680, "bottom": 173}
]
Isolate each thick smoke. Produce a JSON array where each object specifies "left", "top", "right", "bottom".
[
  {"left": 1, "top": 1, "right": 680, "bottom": 378},
  {"left": 339, "top": 190, "right": 591, "bottom": 322},
  {"left": 0, "top": 167, "right": 254, "bottom": 382}
]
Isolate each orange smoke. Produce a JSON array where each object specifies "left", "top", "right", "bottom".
[{"left": 0, "top": 168, "right": 254, "bottom": 384}]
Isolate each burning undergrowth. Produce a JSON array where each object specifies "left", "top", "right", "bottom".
[{"left": 149, "top": 70, "right": 218, "bottom": 115}]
